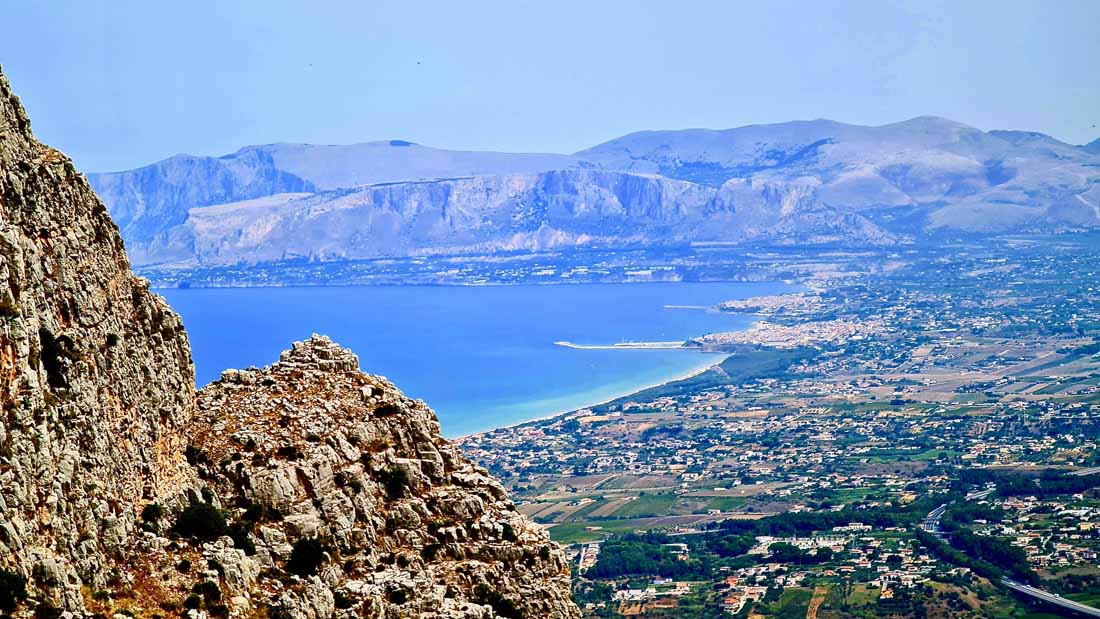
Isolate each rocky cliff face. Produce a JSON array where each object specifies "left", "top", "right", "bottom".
[
  {"left": 117, "top": 169, "right": 894, "bottom": 267},
  {"left": 0, "top": 67, "right": 578, "bottom": 618},
  {"left": 0, "top": 66, "right": 196, "bottom": 610}
]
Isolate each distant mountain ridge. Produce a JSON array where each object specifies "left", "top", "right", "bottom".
[{"left": 88, "top": 117, "right": 1100, "bottom": 269}]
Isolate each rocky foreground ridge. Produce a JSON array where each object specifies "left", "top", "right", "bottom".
[{"left": 0, "top": 67, "right": 578, "bottom": 618}]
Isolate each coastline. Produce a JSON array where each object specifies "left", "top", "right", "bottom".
[{"left": 453, "top": 352, "right": 726, "bottom": 440}]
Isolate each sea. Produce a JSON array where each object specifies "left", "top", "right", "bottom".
[{"left": 160, "top": 281, "right": 792, "bottom": 436}]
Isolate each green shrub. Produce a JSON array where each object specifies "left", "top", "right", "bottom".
[
  {"left": 33, "top": 603, "right": 62, "bottom": 619},
  {"left": 173, "top": 504, "right": 228, "bottom": 542},
  {"left": 228, "top": 521, "right": 256, "bottom": 555},
  {"left": 421, "top": 543, "right": 443, "bottom": 561},
  {"left": 183, "top": 594, "right": 201, "bottom": 610},
  {"left": 141, "top": 503, "right": 164, "bottom": 524},
  {"left": 286, "top": 538, "right": 327, "bottom": 577},
  {"left": 333, "top": 590, "right": 354, "bottom": 609},
  {"left": 378, "top": 467, "right": 412, "bottom": 500},
  {"left": 0, "top": 569, "right": 27, "bottom": 612},
  {"left": 197, "top": 581, "right": 221, "bottom": 604}
]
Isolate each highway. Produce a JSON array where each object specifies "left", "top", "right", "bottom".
[
  {"left": 966, "top": 487, "right": 996, "bottom": 500},
  {"left": 920, "top": 503, "right": 947, "bottom": 535},
  {"left": 924, "top": 486, "right": 1100, "bottom": 617},
  {"left": 1071, "top": 466, "right": 1100, "bottom": 477},
  {"left": 1002, "top": 579, "right": 1100, "bottom": 618}
]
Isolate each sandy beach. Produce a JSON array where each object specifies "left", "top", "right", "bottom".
[{"left": 454, "top": 352, "right": 726, "bottom": 439}]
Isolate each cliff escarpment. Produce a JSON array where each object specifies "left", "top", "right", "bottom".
[
  {"left": 0, "top": 67, "right": 578, "bottom": 619},
  {"left": 0, "top": 65, "right": 196, "bottom": 609}
]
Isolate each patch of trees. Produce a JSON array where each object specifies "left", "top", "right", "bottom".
[
  {"left": 714, "top": 496, "right": 943, "bottom": 538},
  {"left": 949, "top": 467, "right": 1100, "bottom": 499},
  {"left": 996, "top": 473, "right": 1100, "bottom": 499},
  {"left": 588, "top": 533, "right": 704, "bottom": 579},
  {"left": 709, "top": 533, "right": 756, "bottom": 558},
  {"left": 941, "top": 503, "right": 1005, "bottom": 530},
  {"left": 915, "top": 529, "right": 1038, "bottom": 586},
  {"left": 947, "top": 530, "right": 1037, "bottom": 584},
  {"left": 766, "top": 542, "right": 833, "bottom": 565}
]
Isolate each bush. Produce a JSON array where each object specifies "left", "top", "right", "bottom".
[
  {"left": 378, "top": 467, "right": 412, "bottom": 500},
  {"left": 0, "top": 569, "right": 27, "bottom": 612},
  {"left": 228, "top": 521, "right": 256, "bottom": 555},
  {"left": 183, "top": 595, "right": 201, "bottom": 610},
  {"left": 196, "top": 581, "right": 221, "bottom": 604},
  {"left": 333, "top": 590, "right": 354, "bottom": 609},
  {"left": 421, "top": 543, "right": 443, "bottom": 561},
  {"left": 33, "top": 604, "right": 62, "bottom": 619},
  {"left": 286, "top": 538, "right": 327, "bottom": 577},
  {"left": 141, "top": 503, "right": 164, "bottom": 524},
  {"left": 173, "top": 504, "right": 228, "bottom": 542}
]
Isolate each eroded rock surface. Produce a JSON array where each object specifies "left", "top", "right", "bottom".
[
  {"left": 0, "top": 66, "right": 578, "bottom": 618},
  {"left": 0, "top": 66, "right": 195, "bottom": 609},
  {"left": 181, "top": 336, "right": 577, "bottom": 619}
]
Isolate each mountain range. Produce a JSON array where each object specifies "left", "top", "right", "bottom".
[{"left": 88, "top": 118, "right": 1100, "bottom": 269}]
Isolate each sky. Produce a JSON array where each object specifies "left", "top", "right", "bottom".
[{"left": 2, "top": 0, "right": 1098, "bottom": 173}]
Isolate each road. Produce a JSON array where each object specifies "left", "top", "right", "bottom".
[
  {"left": 926, "top": 487, "right": 1100, "bottom": 617},
  {"left": 966, "top": 487, "right": 996, "bottom": 500},
  {"left": 920, "top": 503, "right": 947, "bottom": 535},
  {"left": 1071, "top": 466, "right": 1100, "bottom": 477},
  {"left": 1002, "top": 579, "right": 1100, "bottom": 618}
]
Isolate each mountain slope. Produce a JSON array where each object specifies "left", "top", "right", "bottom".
[
  {"left": 131, "top": 169, "right": 893, "bottom": 267},
  {"left": 91, "top": 119, "right": 1100, "bottom": 271},
  {"left": 0, "top": 66, "right": 577, "bottom": 618},
  {"left": 578, "top": 117, "right": 1100, "bottom": 232},
  {"left": 89, "top": 142, "right": 581, "bottom": 246}
]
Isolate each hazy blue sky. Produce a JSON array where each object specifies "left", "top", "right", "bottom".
[{"left": 2, "top": 0, "right": 1097, "bottom": 172}]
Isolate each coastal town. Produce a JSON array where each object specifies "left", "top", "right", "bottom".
[{"left": 459, "top": 234, "right": 1100, "bottom": 618}]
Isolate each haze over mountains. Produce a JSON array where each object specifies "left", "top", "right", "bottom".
[{"left": 88, "top": 117, "right": 1100, "bottom": 269}]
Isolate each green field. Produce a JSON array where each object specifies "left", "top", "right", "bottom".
[{"left": 611, "top": 493, "right": 679, "bottom": 518}]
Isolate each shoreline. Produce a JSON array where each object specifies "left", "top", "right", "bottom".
[
  {"left": 553, "top": 340, "right": 689, "bottom": 350},
  {"left": 453, "top": 353, "right": 725, "bottom": 440}
]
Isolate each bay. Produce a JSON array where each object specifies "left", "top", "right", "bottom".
[{"left": 160, "top": 282, "right": 791, "bottom": 436}]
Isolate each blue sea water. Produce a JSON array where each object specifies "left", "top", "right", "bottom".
[{"left": 160, "top": 282, "right": 792, "bottom": 436}]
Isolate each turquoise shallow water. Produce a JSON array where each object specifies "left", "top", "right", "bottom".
[{"left": 160, "top": 282, "right": 792, "bottom": 436}]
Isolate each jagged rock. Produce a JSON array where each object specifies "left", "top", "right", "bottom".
[
  {"left": 181, "top": 335, "right": 577, "bottom": 618},
  {"left": 0, "top": 66, "right": 578, "bottom": 619},
  {"left": 0, "top": 66, "right": 194, "bottom": 610}
]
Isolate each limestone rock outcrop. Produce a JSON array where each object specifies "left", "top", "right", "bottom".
[
  {"left": 0, "top": 66, "right": 578, "bottom": 618},
  {"left": 0, "top": 66, "right": 195, "bottom": 609},
  {"left": 183, "top": 336, "right": 578, "bottom": 619}
]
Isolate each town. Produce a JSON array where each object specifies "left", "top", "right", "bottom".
[{"left": 459, "top": 234, "right": 1100, "bottom": 618}]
